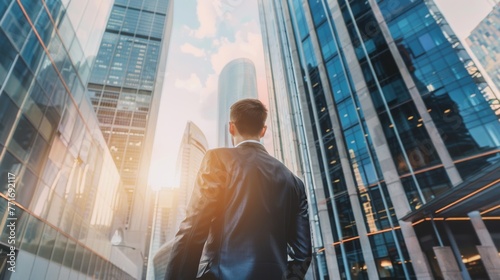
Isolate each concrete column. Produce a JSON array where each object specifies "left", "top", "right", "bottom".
[
  {"left": 433, "top": 246, "right": 464, "bottom": 280},
  {"left": 468, "top": 211, "right": 500, "bottom": 279},
  {"left": 476, "top": 246, "right": 500, "bottom": 280},
  {"left": 469, "top": 211, "right": 496, "bottom": 247}
]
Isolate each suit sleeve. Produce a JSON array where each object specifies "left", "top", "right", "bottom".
[
  {"left": 164, "top": 150, "right": 226, "bottom": 280},
  {"left": 286, "top": 179, "right": 312, "bottom": 279}
]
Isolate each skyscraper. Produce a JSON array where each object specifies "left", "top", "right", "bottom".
[
  {"left": 145, "top": 187, "right": 179, "bottom": 280},
  {"left": 171, "top": 121, "right": 208, "bottom": 237},
  {"left": 467, "top": 3, "right": 500, "bottom": 95},
  {"left": 217, "top": 58, "right": 258, "bottom": 147},
  {"left": 259, "top": 0, "right": 500, "bottom": 279},
  {"left": 0, "top": 0, "right": 138, "bottom": 279},
  {"left": 150, "top": 121, "right": 208, "bottom": 280},
  {"left": 87, "top": 0, "right": 174, "bottom": 277}
]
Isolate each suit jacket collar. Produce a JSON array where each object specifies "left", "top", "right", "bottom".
[{"left": 236, "top": 141, "right": 268, "bottom": 154}]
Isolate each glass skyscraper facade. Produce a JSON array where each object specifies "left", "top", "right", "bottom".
[
  {"left": 0, "top": 0, "right": 139, "bottom": 279},
  {"left": 217, "top": 58, "right": 258, "bottom": 147},
  {"left": 467, "top": 3, "right": 500, "bottom": 95},
  {"left": 150, "top": 121, "right": 207, "bottom": 280},
  {"left": 259, "top": 0, "right": 500, "bottom": 279},
  {"left": 87, "top": 0, "right": 174, "bottom": 278}
]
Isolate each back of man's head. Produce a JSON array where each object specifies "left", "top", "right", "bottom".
[{"left": 230, "top": 99, "right": 267, "bottom": 137}]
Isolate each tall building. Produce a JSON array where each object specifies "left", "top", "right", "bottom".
[
  {"left": 259, "top": 0, "right": 500, "bottom": 279},
  {"left": 145, "top": 188, "right": 179, "bottom": 280},
  {"left": 87, "top": 0, "right": 174, "bottom": 277},
  {"left": 171, "top": 121, "right": 208, "bottom": 237},
  {"left": 150, "top": 121, "right": 208, "bottom": 280},
  {"left": 467, "top": 3, "right": 500, "bottom": 95},
  {"left": 217, "top": 58, "right": 258, "bottom": 147},
  {"left": 0, "top": 0, "right": 139, "bottom": 279}
]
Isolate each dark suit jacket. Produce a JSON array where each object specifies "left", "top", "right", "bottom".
[{"left": 164, "top": 142, "right": 312, "bottom": 280}]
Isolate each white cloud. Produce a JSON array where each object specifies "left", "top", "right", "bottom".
[
  {"left": 174, "top": 73, "right": 203, "bottom": 92},
  {"left": 180, "top": 43, "right": 206, "bottom": 57},
  {"left": 188, "top": 1, "right": 219, "bottom": 39}
]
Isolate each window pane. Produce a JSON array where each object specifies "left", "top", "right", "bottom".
[
  {"left": 0, "top": 30, "right": 17, "bottom": 88},
  {"left": 0, "top": 94, "right": 19, "bottom": 146},
  {"left": 20, "top": 215, "right": 45, "bottom": 254},
  {"left": 8, "top": 116, "right": 37, "bottom": 161},
  {"left": 4, "top": 57, "right": 34, "bottom": 106},
  {"left": 38, "top": 224, "right": 57, "bottom": 259}
]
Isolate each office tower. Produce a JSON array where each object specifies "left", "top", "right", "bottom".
[
  {"left": 467, "top": 3, "right": 500, "bottom": 94},
  {"left": 0, "top": 0, "right": 141, "bottom": 279},
  {"left": 145, "top": 188, "right": 179, "bottom": 280},
  {"left": 217, "top": 58, "right": 258, "bottom": 147},
  {"left": 150, "top": 122, "right": 208, "bottom": 280},
  {"left": 171, "top": 121, "right": 208, "bottom": 236},
  {"left": 259, "top": 0, "right": 500, "bottom": 279},
  {"left": 87, "top": 0, "right": 174, "bottom": 277}
]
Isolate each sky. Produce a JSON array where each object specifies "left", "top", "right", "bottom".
[{"left": 148, "top": 0, "right": 497, "bottom": 189}]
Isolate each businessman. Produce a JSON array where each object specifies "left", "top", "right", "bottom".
[{"left": 164, "top": 98, "right": 311, "bottom": 279}]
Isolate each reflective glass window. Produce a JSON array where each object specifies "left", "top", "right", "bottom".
[
  {"left": 58, "top": 15, "right": 76, "bottom": 49},
  {"left": 8, "top": 116, "right": 37, "bottom": 161},
  {"left": 0, "top": 0, "right": 10, "bottom": 17},
  {"left": 20, "top": 215, "right": 45, "bottom": 254},
  {"left": 38, "top": 223, "right": 57, "bottom": 259},
  {"left": 52, "top": 233, "right": 68, "bottom": 264},
  {"left": 71, "top": 244, "right": 84, "bottom": 273},
  {"left": 45, "top": 0, "right": 64, "bottom": 26},
  {"left": 290, "top": 0, "right": 309, "bottom": 40},
  {"left": 34, "top": 6, "right": 53, "bottom": 46},
  {"left": 62, "top": 239, "right": 76, "bottom": 268},
  {"left": 21, "top": 30, "right": 45, "bottom": 71},
  {"left": 0, "top": 152, "right": 22, "bottom": 195},
  {"left": 1, "top": 2, "right": 31, "bottom": 49},
  {"left": 308, "top": 0, "right": 326, "bottom": 26},
  {"left": 4, "top": 57, "right": 34, "bottom": 106},
  {"left": 17, "top": 167, "right": 37, "bottom": 206},
  {"left": 19, "top": 0, "right": 43, "bottom": 21},
  {"left": 316, "top": 22, "right": 337, "bottom": 60},
  {"left": 28, "top": 135, "right": 49, "bottom": 174},
  {"left": 0, "top": 94, "right": 19, "bottom": 146},
  {"left": 0, "top": 30, "right": 17, "bottom": 87}
]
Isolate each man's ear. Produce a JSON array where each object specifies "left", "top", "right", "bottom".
[
  {"left": 229, "top": 121, "right": 236, "bottom": 136},
  {"left": 259, "top": 125, "right": 267, "bottom": 138}
]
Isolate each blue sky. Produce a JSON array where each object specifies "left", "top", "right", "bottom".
[{"left": 148, "top": 0, "right": 497, "bottom": 189}]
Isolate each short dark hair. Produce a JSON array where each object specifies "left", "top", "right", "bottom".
[{"left": 230, "top": 98, "right": 267, "bottom": 137}]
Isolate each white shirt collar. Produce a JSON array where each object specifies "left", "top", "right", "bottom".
[{"left": 235, "top": 139, "right": 263, "bottom": 147}]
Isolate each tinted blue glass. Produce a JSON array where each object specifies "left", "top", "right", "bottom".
[
  {"left": 17, "top": 167, "right": 37, "bottom": 206},
  {"left": 1, "top": 2, "right": 31, "bottom": 49},
  {"left": 4, "top": 57, "right": 34, "bottom": 107},
  {"left": 20, "top": 0, "right": 43, "bottom": 21},
  {"left": 302, "top": 38, "right": 317, "bottom": 67},
  {"left": 0, "top": 29, "right": 17, "bottom": 87},
  {"left": 0, "top": 94, "right": 19, "bottom": 146},
  {"left": 22, "top": 31, "right": 45, "bottom": 71},
  {"left": 0, "top": 0, "right": 10, "bottom": 18},
  {"left": 338, "top": 99, "right": 358, "bottom": 128},
  {"left": 290, "top": 0, "right": 309, "bottom": 40},
  {"left": 380, "top": 1, "right": 500, "bottom": 178},
  {"left": 9, "top": 115, "right": 37, "bottom": 161},
  {"left": 308, "top": 0, "right": 326, "bottom": 26},
  {"left": 0, "top": 153, "right": 22, "bottom": 197},
  {"left": 316, "top": 22, "right": 337, "bottom": 60},
  {"left": 33, "top": 6, "right": 53, "bottom": 46}
]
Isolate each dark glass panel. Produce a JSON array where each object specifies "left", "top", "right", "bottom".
[{"left": 0, "top": 94, "right": 19, "bottom": 146}]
